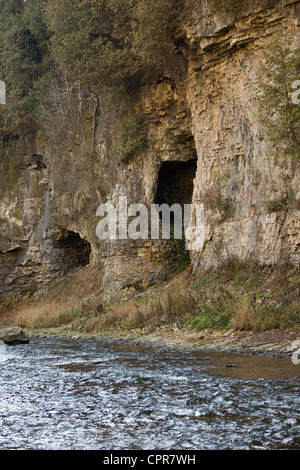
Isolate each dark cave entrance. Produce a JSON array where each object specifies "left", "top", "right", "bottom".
[
  {"left": 53, "top": 229, "right": 91, "bottom": 274},
  {"left": 155, "top": 159, "right": 197, "bottom": 208},
  {"left": 154, "top": 159, "right": 197, "bottom": 268}
]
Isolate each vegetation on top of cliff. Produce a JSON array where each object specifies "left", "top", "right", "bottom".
[
  {"left": 0, "top": 0, "right": 184, "bottom": 143},
  {"left": 45, "top": 0, "right": 183, "bottom": 90},
  {"left": 0, "top": 0, "right": 51, "bottom": 140},
  {"left": 0, "top": 0, "right": 294, "bottom": 146}
]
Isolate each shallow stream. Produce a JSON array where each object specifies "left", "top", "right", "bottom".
[{"left": 0, "top": 336, "right": 299, "bottom": 450}]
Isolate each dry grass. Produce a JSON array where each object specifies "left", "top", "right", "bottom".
[
  {"left": 231, "top": 294, "right": 257, "bottom": 331},
  {"left": 6, "top": 257, "right": 299, "bottom": 336},
  {"left": 80, "top": 272, "right": 197, "bottom": 334},
  {"left": 13, "top": 301, "right": 75, "bottom": 329}
]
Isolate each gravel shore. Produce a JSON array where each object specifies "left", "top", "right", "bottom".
[{"left": 26, "top": 324, "right": 300, "bottom": 356}]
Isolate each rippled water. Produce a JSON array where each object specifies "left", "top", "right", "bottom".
[{"left": 0, "top": 336, "right": 299, "bottom": 450}]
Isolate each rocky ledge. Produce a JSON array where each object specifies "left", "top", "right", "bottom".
[{"left": 0, "top": 326, "right": 30, "bottom": 345}]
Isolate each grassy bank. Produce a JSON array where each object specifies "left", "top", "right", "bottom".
[{"left": 5, "top": 258, "right": 299, "bottom": 341}]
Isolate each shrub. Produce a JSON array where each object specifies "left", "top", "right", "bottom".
[
  {"left": 117, "top": 114, "right": 148, "bottom": 160},
  {"left": 186, "top": 297, "right": 232, "bottom": 331},
  {"left": 258, "top": 39, "right": 300, "bottom": 163},
  {"left": 265, "top": 196, "right": 291, "bottom": 213}
]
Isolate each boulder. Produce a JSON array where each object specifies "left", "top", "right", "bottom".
[{"left": 0, "top": 326, "right": 30, "bottom": 345}]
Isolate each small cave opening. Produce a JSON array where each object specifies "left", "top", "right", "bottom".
[
  {"left": 155, "top": 159, "right": 197, "bottom": 208},
  {"left": 154, "top": 159, "right": 198, "bottom": 270},
  {"left": 53, "top": 229, "right": 91, "bottom": 273}
]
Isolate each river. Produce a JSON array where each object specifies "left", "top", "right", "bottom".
[{"left": 0, "top": 335, "right": 299, "bottom": 450}]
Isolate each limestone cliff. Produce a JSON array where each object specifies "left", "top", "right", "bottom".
[
  {"left": 185, "top": 0, "right": 300, "bottom": 271},
  {"left": 0, "top": 0, "right": 299, "bottom": 305}
]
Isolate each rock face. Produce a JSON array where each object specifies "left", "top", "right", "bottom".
[
  {"left": 0, "top": 141, "right": 92, "bottom": 301},
  {"left": 0, "top": 0, "right": 299, "bottom": 302},
  {"left": 0, "top": 326, "right": 30, "bottom": 345},
  {"left": 184, "top": 1, "right": 300, "bottom": 271}
]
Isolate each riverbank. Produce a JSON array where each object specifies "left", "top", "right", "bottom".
[
  {"left": 2, "top": 307, "right": 300, "bottom": 381},
  {"left": 1, "top": 259, "right": 299, "bottom": 359},
  {"left": 23, "top": 322, "right": 300, "bottom": 357},
  {"left": 18, "top": 323, "right": 300, "bottom": 381}
]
